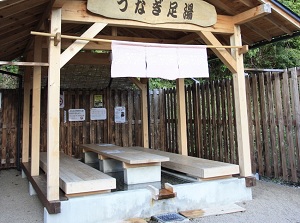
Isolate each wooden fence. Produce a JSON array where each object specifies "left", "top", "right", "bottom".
[{"left": 0, "top": 68, "right": 299, "bottom": 182}]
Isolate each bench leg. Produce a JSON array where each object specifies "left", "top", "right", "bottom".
[
  {"left": 99, "top": 159, "right": 123, "bottom": 173},
  {"left": 124, "top": 166, "right": 161, "bottom": 185},
  {"left": 83, "top": 152, "right": 98, "bottom": 164}
]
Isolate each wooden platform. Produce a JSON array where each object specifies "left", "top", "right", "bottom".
[
  {"left": 130, "top": 147, "right": 240, "bottom": 179},
  {"left": 79, "top": 144, "right": 170, "bottom": 184},
  {"left": 40, "top": 152, "right": 116, "bottom": 195},
  {"left": 21, "top": 162, "right": 63, "bottom": 214},
  {"left": 80, "top": 144, "right": 170, "bottom": 164}
]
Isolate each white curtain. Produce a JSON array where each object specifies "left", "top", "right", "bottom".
[{"left": 111, "top": 40, "right": 209, "bottom": 80}]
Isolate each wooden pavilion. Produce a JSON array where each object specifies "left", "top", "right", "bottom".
[{"left": 0, "top": 0, "right": 299, "bottom": 222}]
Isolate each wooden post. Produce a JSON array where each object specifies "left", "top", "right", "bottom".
[
  {"left": 31, "top": 36, "right": 42, "bottom": 176},
  {"left": 176, "top": 78, "right": 188, "bottom": 156},
  {"left": 130, "top": 78, "right": 149, "bottom": 148},
  {"left": 22, "top": 65, "right": 31, "bottom": 163},
  {"left": 230, "top": 25, "right": 252, "bottom": 177},
  {"left": 140, "top": 78, "right": 149, "bottom": 148},
  {"left": 47, "top": 8, "right": 61, "bottom": 201}
]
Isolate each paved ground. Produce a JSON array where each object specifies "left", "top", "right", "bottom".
[{"left": 0, "top": 169, "right": 300, "bottom": 223}]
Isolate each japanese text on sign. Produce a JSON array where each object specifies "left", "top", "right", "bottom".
[
  {"left": 68, "top": 109, "right": 86, "bottom": 122},
  {"left": 87, "top": 0, "right": 216, "bottom": 27}
]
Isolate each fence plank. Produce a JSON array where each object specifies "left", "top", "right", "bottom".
[
  {"left": 193, "top": 83, "right": 201, "bottom": 158},
  {"left": 1, "top": 91, "right": 8, "bottom": 168},
  {"left": 259, "top": 74, "right": 271, "bottom": 177},
  {"left": 266, "top": 73, "right": 278, "bottom": 178},
  {"left": 245, "top": 76, "right": 255, "bottom": 173},
  {"left": 221, "top": 80, "right": 228, "bottom": 163},
  {"left": 226, "top": 79, "right": 235, "bottom": 164},
  {"left": 211, "top": 81, "right": 217, "bottom": 161},
  {"left": 252, "top": 74, "right": 264, "bottom": 175},
  {"left": 290, "top": 68, "right": 300, "bottom": 174},
  {"left": 127, "top": 90, "right": 133, "bottom": 147},
  {"left": 160, "top": 89, "right": 166, "bottom": 150},
  {"left": 201, "top": 83, "right": 206, "bottom": 159},
  {"left": 282, "top": 71, "right": 297, "bottom": 182},
  {"left": 274, "top": 72, "right": 288, "bottom": 181},
  {"left": 206, "top": 82, "right": 212, "bottom": 159}
]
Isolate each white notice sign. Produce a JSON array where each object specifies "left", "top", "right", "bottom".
[
  {"left": 114, "top": 106, "right": 126, "bottom": 123},
  {"left": 91, "top": 108, "right": 107, "bottom": 120},
  {"left": 68, "top": 109, "right": 85, "bottom": 121}
]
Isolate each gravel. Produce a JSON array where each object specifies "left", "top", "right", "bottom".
[{"left": 0, "top": 169, "right": 299, "bottom": 223}]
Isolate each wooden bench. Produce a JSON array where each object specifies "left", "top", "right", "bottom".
[
  {"left": 79, "top": 144, "right": 170, "bottom": 185},
  {"left": 39, "top": 152, "right": 116, "bottom": 196},
  {"left": 130, "top": 147, "right": 240, "bottom": 180}
]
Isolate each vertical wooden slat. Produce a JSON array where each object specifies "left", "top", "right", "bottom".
[
  {"left": 211, "top": 81, "right": 217, "bottom": 161},
  {"left": 216, "top": 81, "right": 223, "bottom": 162},
  {"left": 201, "top": 83, "right": 206, "bottom": 159},
  {"left": 1, "top": 92, "right": 8, "bottom": 168},
  {"left": 266, "top": 72, "right": 278, "bottom": 178},
  {"left": 226, "top": 80, "right": 235, "bottom": 164},
  {"left": 166, "top": 89, "right": 171, "bottom": 152},
  {"left": 172, "top": 88, "right": 177, "bottom": 153},
  {"left": 22, "top": 70, "right": 31, "bottom": 163},
  {"left": 290, "top": 68, "right": 300, "bottom": 175},
  {"left": 82, "top": 91, "right": 88, "bottom": 145},
  {"left": 245, "top": 76, "right": 255, "bottom": 173},
  {"left": 259, "top": 73, "right": 271, "bottom": 177},
  {"left": 150, "top": 90, "right": 155, "bottom": 149},
  {"left": 90, "top": 92, "right": 95, "bottom": 144},
  {"left": 67, "top": 91, "right": 72, "bottom": 155},
  {"left": 75, "top": 91, "right": 80, "bottom": 156},
  {"left": 160, "top": 89, "right": 166, "bottom": 150},
  {"left": 127, "top": 90, "right": 133, "bottom": 147},
  {"left": 221, "top": 80, "right": 228, "bottom": 163},
  {"left": 205, "top": 82, "right": 211, "bottom": 159},
  {"left": 252, "top": 74, "right": 263, "bottom": 175},
  {"left": 122, "top": 90, "right": 128, "bottom": 147},
  {"left": 274, "top": 72, "right": 288, "bottom": 180},
  {"left": 134, "top": 91, "right": 141, "bottom": 146},
  {"left": 153, "top": 89, "right": 159, "bottom": 150},
  {"left": 193, "top": 83, "right": 201, "bottom": 158},
  {"left": 282, "top": 71, "right": 297, "bottom": 182},
  {"left": 110, "top": 90, "right": 116, "bottom": 145}
]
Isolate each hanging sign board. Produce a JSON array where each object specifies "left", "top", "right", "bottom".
[
  {"left": 94, "top": 95, "right": 103, "bottom": 108},
  {"left": 68, "top": 109, "right": 86, "bottom": 121},
  {"left": 87, "top": 0, "right": 217, "bottom": 27},
  {"left": 91, "top": 108, "right": 107, "bottom": 120},
  {"left": 60, "top": 93, "right": 64, "bottom": 108},
  {"left": 114, "top": 106, "right": 126, "bottom": 123}
]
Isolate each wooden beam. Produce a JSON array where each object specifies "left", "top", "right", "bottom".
[
  {"left": 245, "top": 23, "right": 272, "bottom": 41},
  {"left": 176, "top": 78, "right": 188, "bottom": 156},
  {"left": 264, "top": 16, "right": 293, "bottom": 36},
  {"left": 60, "top": 23, "right": 107, "bottom": 68},
  {"left": 260, "top": 0, "right": 300, "bottom": 29},
  {"left": 53, "top": 0, "right": 68, "bottom": 8},
  {"left": 231, "top": 25, "right": 252, "bottom": 177},
  {"left": 69, "top": 52, "right": 111, "bottom": 65},
  {"left": 61, "top": 1, "right": 234, "bottom": 34},
  {"left": 197, "top": 31, "right": 237, "bottom": 73},
  {"left": 31, "top": 36, "right": 42, "bottom": 176},
  {"left": 21, "top": 65, "right": 31, "bottom": 163},
  {"left": 47, "top": 8, "right": 61, "bottom": 201},
  {"left": 176, "top": 33, "right": 200, "bottom": 44},
  {"left": 130, "top": 78, "right": 149, "bottom": 148},
  {"left": 233, "top": 4, "right": 271, "bottom": 25},
  {"left": 239, "top": 0, "right": 255, "bottom": 7},
  {"left": 0, "top": 61, "right": 48, "bottom": 66}
]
